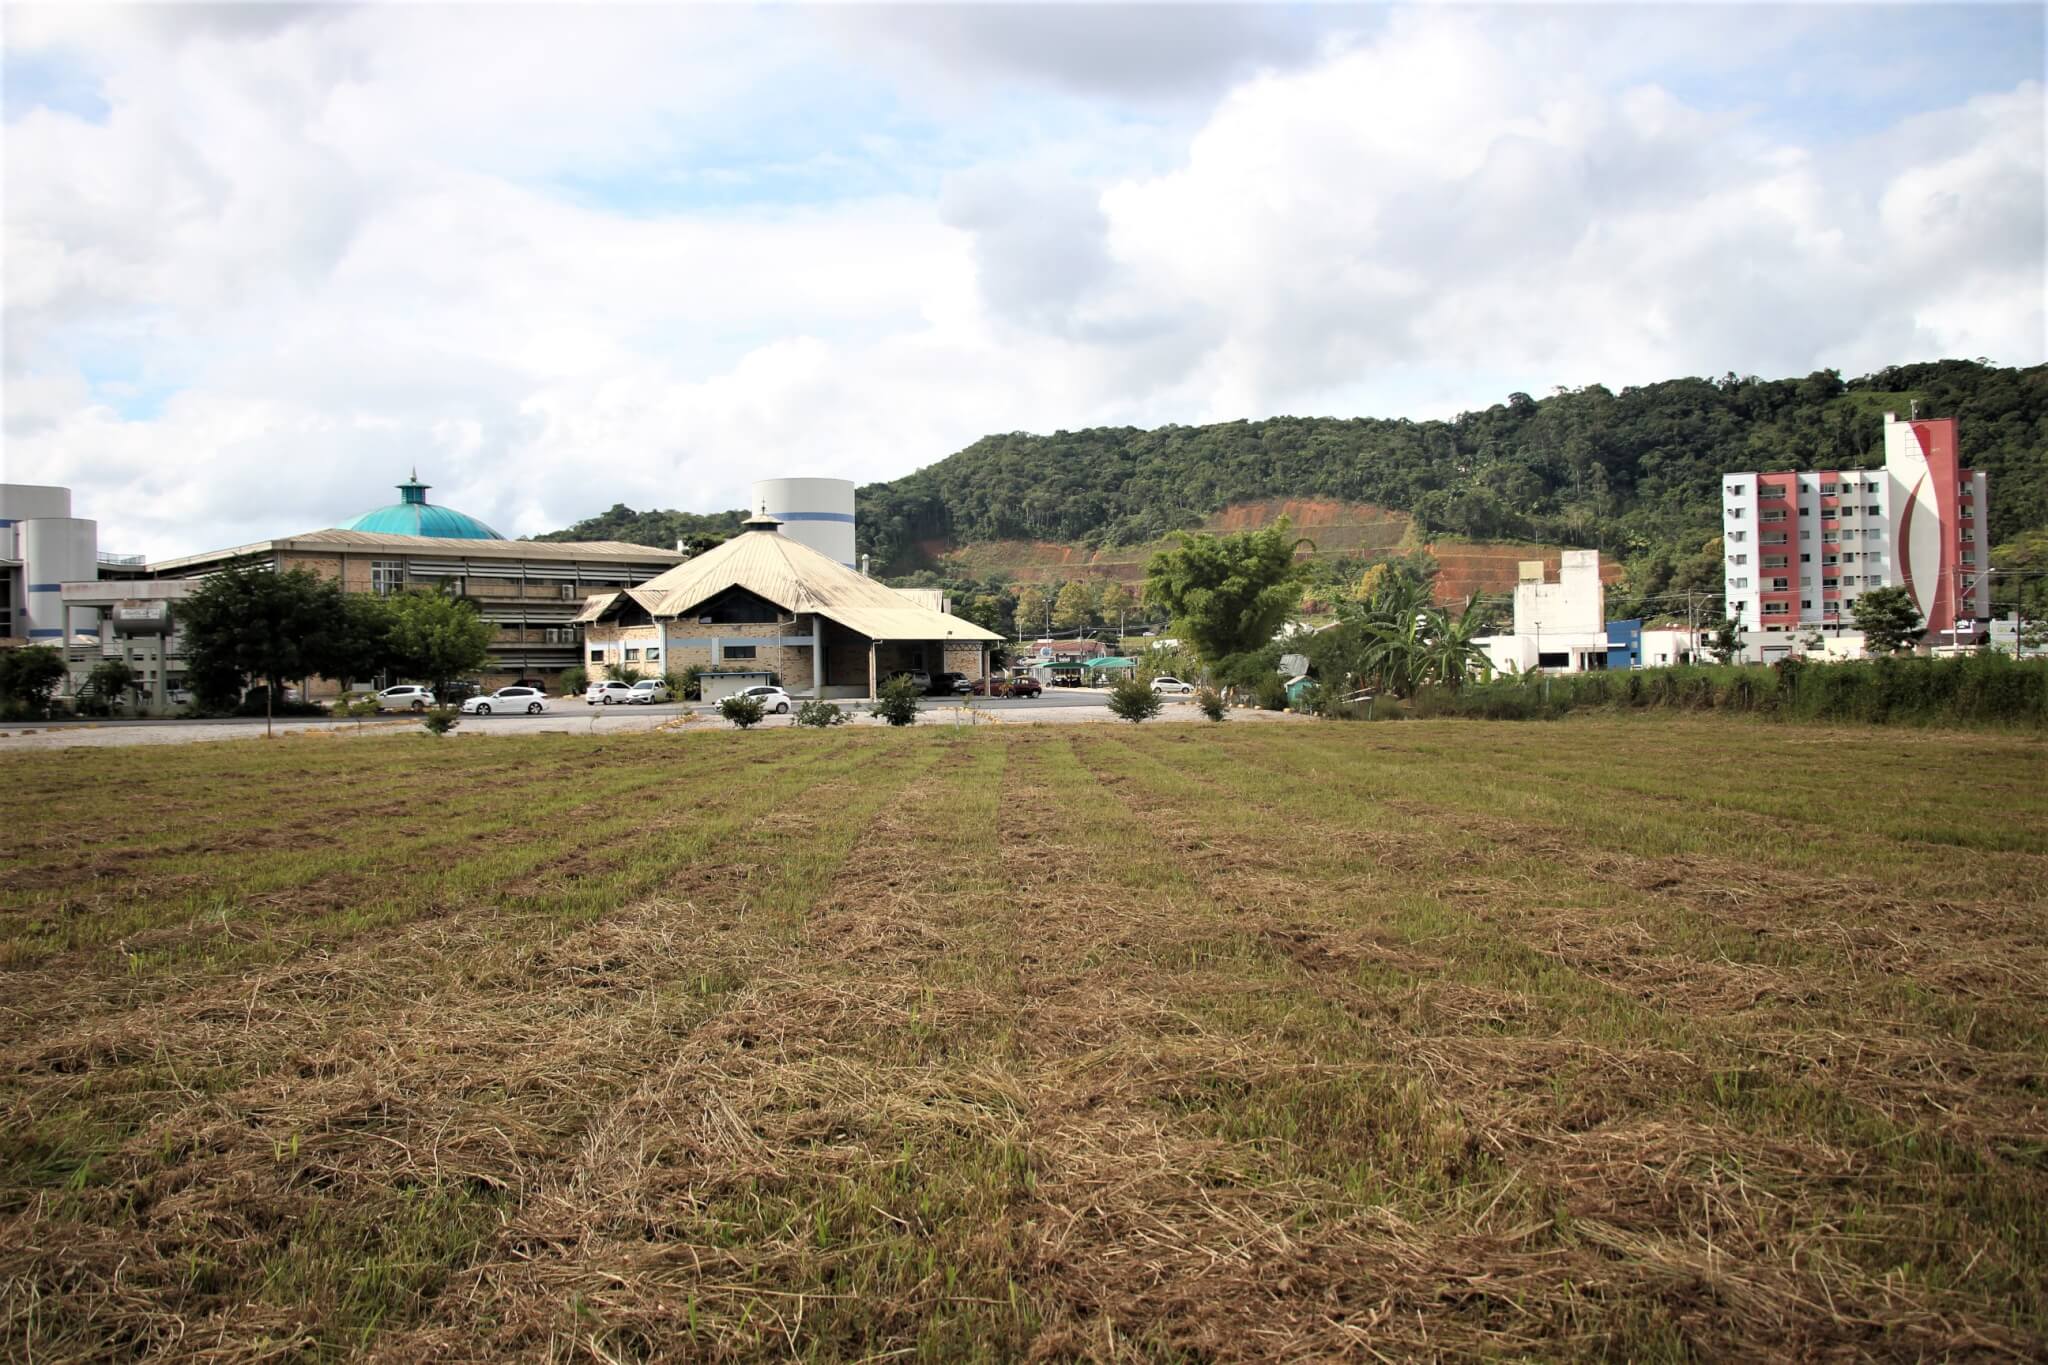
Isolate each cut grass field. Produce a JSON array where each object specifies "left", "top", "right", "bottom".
[{"left": 2, "top": 717, "right": 2044, "bottom": 1361}]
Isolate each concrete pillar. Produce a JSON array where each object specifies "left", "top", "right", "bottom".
[
  {"left": 867, "top": 640, "right": 878, "bottom": 700},
  {"left": 811, "top": 614, "right": 824, "bottom": 698}
]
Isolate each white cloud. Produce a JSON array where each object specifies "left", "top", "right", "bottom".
[{"left": 2, "top": 7, "right": 2041, "bottom": 558}]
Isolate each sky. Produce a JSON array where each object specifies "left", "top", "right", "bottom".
[{"left": 3, "top": 2, "right": 2043, "bottom": 559}]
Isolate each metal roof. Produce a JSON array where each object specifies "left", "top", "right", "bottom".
[
  {"left": 147, "top": 530, "right": 686, "bottom": 574},
  {"left": 629, "top": 527, "right": 1002, "bottom": 644},
  {"left": 339, "top": 475, "right": 502, "bottom": 539}
]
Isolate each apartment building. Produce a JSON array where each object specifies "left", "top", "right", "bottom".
[{"left": 1723, "top": 413, "right": 1989, "bottom": 643}]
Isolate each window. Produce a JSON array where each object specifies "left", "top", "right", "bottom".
[
  {"left": 1727, "top": 507, "right": 1746, "bottom": 519},
  {"left": 1962, "top": 529, "right": 1975, "bottom": 543},
  {"left": 722, "top": 645, "right": 758, "bottom": 661},
  {"left": 1802, "top": 600, "right": 1813, "bottom": 610},
  {"left": 1820, "top": 483, "right": 1838, "bottom": 496},
  {"left": 645, "top": 648, "right": 661, "bottom": 662},
  {"left": 1800, "top": 530, "right": 1812, "bottom": 541},
  {"left": 1728, "top": 530, "right": 1747, "bottom": 543},
  {"left": 1822, "top": 532, "right": 1838, "bottom": 544},
  {"left": 1823, "top": 555, "right": 1839, "bottom": 566},
  {"left": 1763, "top": 556, "right": 1788, "bottom": 569},
  {"left": 1763, "top": 603, "right": 1791, "bottom": 617},
  {"left": 1731, "top": 577, "right": 1748, "bottom": 589},
  {"left": 560, "top": 584, "right": 578, "bottom": 600},
  {"left": 371, "top": 560, "right": 404, "bottom": 596},
  {"left": 1768, "top": 577, "right": 1790, "bottom": 590},
  {"left": 1823, "top": 579, "right": 1839, "bottom": 590},
  {"left": 1867, "top": 504, "right": 1881, "bottom": 515},
  {"left": 589, "top": 649, "right": 604, "bottom": 662},
  {"left": 1800, "top": 553, "right": 1811, "bottom": 563},
  {"left": 1730, "top": 554, "right": 1747, "bottom": 566},
  {"left": 624, "top": 648, "right": 640, "bottom": 662},
  {"left": 1760, "top": 510, "right": 1787, "bottom": 524}
]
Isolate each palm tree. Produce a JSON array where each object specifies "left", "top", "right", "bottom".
[{"left": 1420, "top": 595, "right": 1494, "bottom": 692}]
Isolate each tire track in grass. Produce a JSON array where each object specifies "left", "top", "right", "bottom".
[
  {"left": 1, "top": 732, "right": 941, "bottom": 1361},
  {"left": 1087, "top": 724, "right": 2047, "bottom": 1358},
  {"left": 352, "top": 731, "right": 968, "bottom": 1361}
]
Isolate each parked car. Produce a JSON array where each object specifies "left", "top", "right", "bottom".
[
  {"left": 931, "top": 671, "right": 974, "bottom": 696},
  {"left": 727, "top": 684, "right": 792, "bottom": 714},
  {"left": 438, "top": 680, "right": 483, "bottom": 706},
  {"left": 1007, "top": 676, "right": 1044, "bottom": 697},
  {"left": 973, "top": 675, "right": 1042, "bottom": 697},
  {"left": 889, "top": 669, "right": 933, "bottom": 694},
  {"left": 627, "top": 679, "right": 671, "bottom": 704},
  {"left": 1150, "top": 675, "right": 1195, "bottom": 695},
  {"left": 462, "top": 686, "right": 548, "bottom": 716},
  {"left": 376, "top": 684, "right": 436, "bottom": 712},
  {"left": 586, "top": 681, "right": 636, "bottom": 705}
]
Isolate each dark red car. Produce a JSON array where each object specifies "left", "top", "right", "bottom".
[{"left": 973, "top": 676, "right": 1043, "bottom": 698}]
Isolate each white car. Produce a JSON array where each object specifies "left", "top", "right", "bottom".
[
  {"left": 376, "top": 684, "right": 436, "bottom": 711},
  {"left": 627, "top": 679, "right": 671, "bottom": 704},
  {"left": 586, "top": 681, "right": 636, "bottom": 705},
  {"left": 1149, "top": 676, "right": 1195, "bottom": 695},
  {"left": 726, "top": 685, "right": 791, "bottom": 714},
  {"left": 462, "top": 686, "right": 548, "bottom": 716}
]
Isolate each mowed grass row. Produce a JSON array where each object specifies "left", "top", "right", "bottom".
[{"left": 0, "top": 716, "right": 2043, "bottom": 1361}]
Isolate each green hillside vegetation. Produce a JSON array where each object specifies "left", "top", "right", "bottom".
[
  {"left": 537, "top": 360, "right": 2045, "bottom": 618},
  {"left": 530, "top": 504, "right": 744, "bottom": 551},
  {"left": 856, "top": 360, "right": 2045, "bottom": 584}
]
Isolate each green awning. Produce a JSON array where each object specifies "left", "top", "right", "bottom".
[{"left": 1083, "top": 656, "right": 1138, "bottom": 670}]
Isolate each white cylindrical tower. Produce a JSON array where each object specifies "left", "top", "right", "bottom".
[
  {"left": 0, "top": 484, "right": 73, "bottom": 562},
  {"left": 20, "top": 517, "right": 98, "bottom": 640},
  {"left": 750, "top": 478, "right": 856, "bottom": 568}
]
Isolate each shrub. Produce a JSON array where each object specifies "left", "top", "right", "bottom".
[
  {"left": 677, "top": 664, "right": 705, "bottom": 701},
  {"left": 1252, "top": 674, "right": 1289, "bottom": 711},
  {"left": 1291, "top": 680, "right": 1324, "bottom": 715},
  {"left": 559, "top": 666, "right": 588, "bottom": 696},
  {"left": 719, "top": 694, "right": 766, "bottom": 729},
  {"left": 0, "top": 645, "right": 67, "bottom": 719},
  {"left": 421, "top": 706, "right": 461, "bottom": 736},
  {"left": 869, "top": 675, "right": 922, "bottom": 727},
  {"left": 795, "top": 699, "right": 848, "bottom": 728},
  {"left": 610, "top": 664, "right": 646, "bottom": 685},
  {"left": 1196, "top": 687, "right": 1227, "bottom": 722},
  {"left": 1106, "top": 677, "right": 1164, "bottom": 723}
]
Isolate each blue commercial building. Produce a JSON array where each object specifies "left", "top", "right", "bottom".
[{"left": 1604, "top": 618, "right": 1642, "bottom": 670}]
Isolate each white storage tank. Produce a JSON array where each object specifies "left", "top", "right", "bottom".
[
  {"left": 20, "top": 517, "right": 98, "bottom": 640},
  {"left": 0, "top": 483, "right": 73, "bottom": 562},
  {"left": 750, "top": 477, "right": 856, "bottom": 567}
]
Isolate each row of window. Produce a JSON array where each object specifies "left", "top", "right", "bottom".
[{"left": 586, "top": 643, "right": 764, "bottom": 664}]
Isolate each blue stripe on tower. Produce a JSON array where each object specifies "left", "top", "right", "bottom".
[{"left": 768, "top": 511, "right": 855, "bottom": 523}]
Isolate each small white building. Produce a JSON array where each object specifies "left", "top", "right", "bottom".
[{"left": 1476, "top": 551, "right": 1612, "bottom": 674}]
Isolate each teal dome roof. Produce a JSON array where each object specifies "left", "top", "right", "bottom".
[{"left": 341, "top": 473, "right": 503, "bottom": 539}]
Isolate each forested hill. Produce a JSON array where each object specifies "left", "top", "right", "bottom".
[
  {"left": 535, "top": 360, "right": 2046, "bottom": 581},
  {"left": 853, "top": 360, "right": 2046, "bottom": 575},
  {"left": 530, "top": 505, "right": 745, "bottom": 549}
]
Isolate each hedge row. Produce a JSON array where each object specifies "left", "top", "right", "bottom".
[{"left": 1351, "top": 654, "right": 2047, "bottom": 728}]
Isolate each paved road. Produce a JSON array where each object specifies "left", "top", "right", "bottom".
[{"left": 0, "top": 689, "right": 1176, "bottom": 748}]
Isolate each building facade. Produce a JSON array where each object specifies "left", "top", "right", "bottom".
[
  {"left": 579, "top": 515, "right": 1000, "bottom": 698},
  {"left": 1723, "top": 413, "right": 1989, "bottom": 644}
]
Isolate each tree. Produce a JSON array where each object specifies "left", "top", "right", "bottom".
[
  {"left": 0, "top": 645, "right": 67, "bottom": 718},
  {"left": 85, "top": 659, "right": 141, "bottom": 713},
  {"left": 1051, "top": 580, "right": 1097, "bottom": 632},
  {"left": 382, "top": 590, "right": 496, "bottom": 687},
  {"left": 1106, "top": 677, "right": 1163, "bottom": 723},
  {"left": 1708, "top": 615, "right": 1743, "bottom": 665},
  {"left": 1098, "top": 581, "right": 1134, "bottom": 634},
  {"left": 1853, "top": 586, "right": 1923, "bottom": 656},
  {"left": 1143, "top": 519, "right": 1309, "bottom": 674},
  {"left": 1420, "top": 596, "right": 1494, "bottom": 693},
  {"left": 869, "top": 674, "right": 922, "bottom": 726},
  {"left": 180, "top": 565, "right": 358, "bottom": 732},
  {"left": 1014, "top": 585, "right": 1049, "bottom": 639}
]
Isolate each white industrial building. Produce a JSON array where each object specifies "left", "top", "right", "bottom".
[
  {"left": 1, "top": 483, "right": 122, "bottom": 644},
  {"left": 1475, "top": 551, "right": 1613, "bottom": 674}
]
